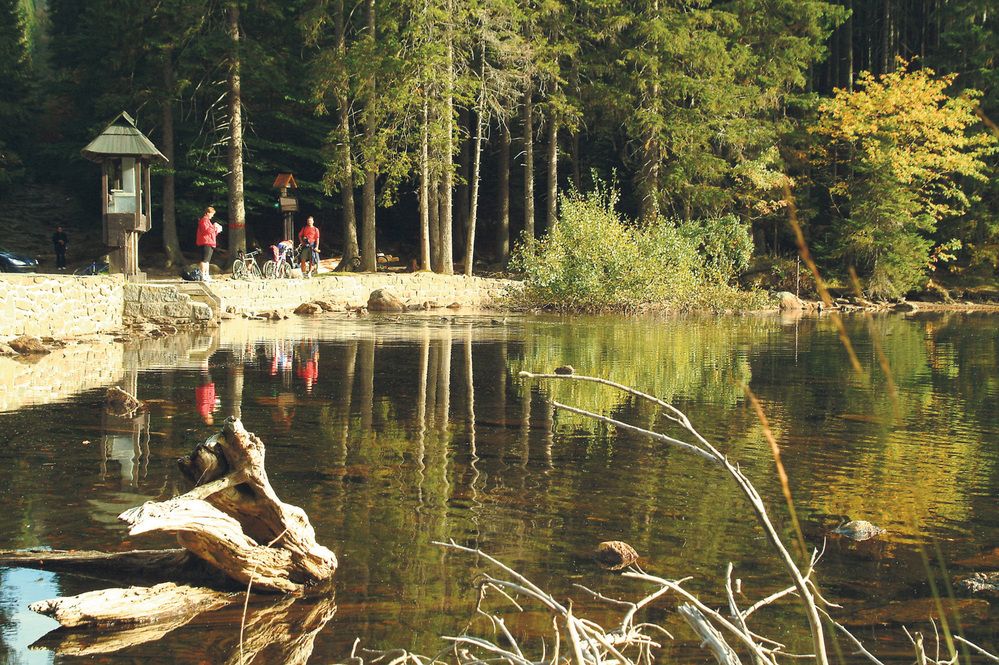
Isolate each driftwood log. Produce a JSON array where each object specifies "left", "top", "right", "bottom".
[
  {"left": 1, "top": 417, "right": 336, "bottom": 635},
  {"left": 31, "top": 591, "right": 337, "bottom": 662}
]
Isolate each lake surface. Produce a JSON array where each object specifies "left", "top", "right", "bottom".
[{"left": 0, "top": 311, "right": 996, "bottom": 663}]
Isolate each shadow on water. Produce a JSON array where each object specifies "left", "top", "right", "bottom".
[{"left": 0, "top": 311, "right": 996, "bottom": 662}]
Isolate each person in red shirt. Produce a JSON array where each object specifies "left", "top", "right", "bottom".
[
  {"left": 195, "top": 206, "right": 223, "bottom": 281},
  {"left": 298, "top": 216, "right": 320, "bottom": 273}
]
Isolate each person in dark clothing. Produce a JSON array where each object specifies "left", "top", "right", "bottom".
[{"left": 52, "top": 226, "right": 68, "bottom": 270}]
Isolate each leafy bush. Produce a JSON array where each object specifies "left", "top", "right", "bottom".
[
  {"left": 811, "top": 61, "right": 997, "bottom": 299},
  {"left": 509, "top": 186, "right": 763, "bottom": 311}
]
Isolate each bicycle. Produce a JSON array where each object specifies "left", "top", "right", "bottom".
[
  {"left": 263, "top": 242, "right": 295, "bottom": 279},
  {"left": 231, "top": 248, "right": 263, "bottom": 280},
  {"left": 74, "top": 256, "right": 110, "bottom": 276},
  {"left": 297, "top": 242, "right": 320, "bottom": 279}
]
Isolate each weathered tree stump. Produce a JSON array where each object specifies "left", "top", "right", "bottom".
[{"left": 1, "top": 417, "right": 336, "bottom": 632}]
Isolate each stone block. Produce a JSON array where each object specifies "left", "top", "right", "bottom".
[
  {"left": 123, "top": 302, "right": 142, "bottom": 319},
  {"left": 163, "top": 302, "right": 192, "bottom": 318},
  {"left": 140, "top": 303, "right": 167, "bottom": 317},
  {"left": 140, "top": 286, "right": 180, "bottom": 303},
  {"left": 123, "top": 284, "right": 142, "bottom": 302},
  {"left": 191, "top": 303, "right": 213, "bottom": 320}
]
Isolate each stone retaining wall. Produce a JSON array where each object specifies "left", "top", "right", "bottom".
[
  {"left": 209, "top": 272, "right": 519, "bottom": 314},
  {"left": 0, "top": 274, "right": 124, "bottom": 338},
  {"left": 0, "top": 273, "right": 518, "bottom": 339}
]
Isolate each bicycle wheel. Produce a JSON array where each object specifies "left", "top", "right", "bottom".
[
  {"left": 263, "top": 260, "right": 277, "bottom": 279},
  {"left": 276, "top": 261, "right": 290, "bottom": 279},
  {"left": 248, "top": 261, "right": 262, "bottom": 280},
  {"left": 232, "top": 259, "right": 246, "bottom": 280}
]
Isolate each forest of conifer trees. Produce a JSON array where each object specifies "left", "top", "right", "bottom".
[{"left": 0, "top": 0, "right": 995, "bottom": 297}]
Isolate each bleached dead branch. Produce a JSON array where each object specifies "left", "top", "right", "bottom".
[
  {"left": 520, "top": 370, "right": 830, "bottom": 665},
  {"left": 339, "top": 373, "right": 998, "bottom": 665}
]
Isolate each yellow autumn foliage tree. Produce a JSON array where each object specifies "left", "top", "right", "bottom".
[{"left": 811, "top": 60, "right": 996, "bottom": 298}]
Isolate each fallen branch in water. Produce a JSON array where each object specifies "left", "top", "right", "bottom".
[
  {"left": 520, "top": 370, "right": 829, "bottom": 665},
  {"left": 339, "top": 373, "right": 999, "bottom": 665}
]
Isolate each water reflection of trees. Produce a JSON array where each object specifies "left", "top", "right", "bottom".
[
  {"left": 0, "top": 313, "right": 996, "bottom": 658},
  {"left": 753, "top": 314, "right": 997, "bottom": 543}
]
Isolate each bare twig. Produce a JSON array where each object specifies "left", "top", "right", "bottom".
[
  {"left": 678, "top": 603, "right": 743, "bottom": 665},
  {"left": 954, "top": 637, "right": 999, "bottom": 663},
  {"left": 521, "top": 371, "right": 830, "bottom": 665}
]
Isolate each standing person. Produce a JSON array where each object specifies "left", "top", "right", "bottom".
[
  {"left": 195, "top": 206, "right": 223, "bottom": 281},
  {"left": 298, "top": 216, "right": 320, "bottom": 273},
  {"left": 52, "top": 226, "right": 68, "bottom": 271}
]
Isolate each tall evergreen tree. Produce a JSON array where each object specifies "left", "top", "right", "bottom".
[{"left": 0, "top": 0, "right": 32, "bottom": 188}]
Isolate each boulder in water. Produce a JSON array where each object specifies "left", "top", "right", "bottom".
[
  {"left": 9, "top": 335, "right": 49, "bottom": 355},
  {"left": 368, "top": 289, "right": 405, "bottom": 312},
  {"left": 777, "top": 291, "right": 804, "bottom": 311},
  {"left": 294, "top": 302, "right": 323, "bottom": 316},
  {"left": 593, "top": 541, "right": 639, "bottom": 570}
]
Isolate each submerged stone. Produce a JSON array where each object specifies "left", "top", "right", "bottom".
[{"left": 832, "top": 520, "right": 885, "bottom": 541}]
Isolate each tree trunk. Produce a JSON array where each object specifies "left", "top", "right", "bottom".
[
  {"left": 160, "top": 49, "right": 183, "bottom": 267},
  {"left": 523, "top": 84, "right": 535, "bottom": 243},
  {"left": 455, "top": 107, "right": 470, "bottom": 259},
  {"left": 360, "top": 0, "right": 378, "bottom": 273},
  {"left": 881, "top": 0, "right": 890, "bottom": 75},
  {"left": 226, "top": 1, "right": 246, "bottom": 256},
  {"left": 844, "top": 0, "right": 854, "bottom": 91},
  {"left": 496, "top": 124, "right": 511, "bottom": 264},
  {"left": 439, "top": 11, "right": 455, "bottom": 275},
  {"left": 419, "top": 99, "right": 431, "bottom": 270},
  {"left": 545, "top": 115, "right": 558, "bottom": 233},
  {"left": 335, "top": 0, "right": 359, "bottom": 270},
  {"left": 465, "top": 54, "right": 486, "bottom": 277},
  {"left": 361, "top": 167, "right": 376, "bottom": 272},
  {"left": 639, "top": 135, "right": 660, "bottom": 221},
  {"left": 571, "top": 130, "right": 581, "bottom": 190},
  {"left": 429, "top": 177, "right": 440, "bottom": 271}
]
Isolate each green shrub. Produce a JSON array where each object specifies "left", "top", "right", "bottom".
[{"left": 509, "top": 186, "right": 763, "bottom": 311}]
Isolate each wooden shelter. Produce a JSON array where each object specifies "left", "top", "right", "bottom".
[
  {"left": 82, "top": 112, "right": 167, "bottom": 280},
  {"left": 273, "top": 173, "right": 298, "bottom": 241}
]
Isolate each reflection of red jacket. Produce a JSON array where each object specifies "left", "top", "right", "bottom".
[
  {"left": 298, "top": 225, "right": 319, "bottom": 246},
  {"left": 196, "top": 382, "right": 216, "bottom": 418},
  {"left": 196, "top": 215, "right": 218, "bottom": 247},
  {"left": 297, "top": 359, "right": 318, "bottom": 383}
]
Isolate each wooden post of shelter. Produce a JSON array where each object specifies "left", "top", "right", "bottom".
[
  {"left": 82, "top": 112, "right": 167, "bottom": 281},
  {"left": 274, "top": 173, "right": 298, "bottom": 242}
]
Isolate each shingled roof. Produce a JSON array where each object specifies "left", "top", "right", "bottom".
[{"left": 81, "top": 112, "right": 167, "bottom": 162}]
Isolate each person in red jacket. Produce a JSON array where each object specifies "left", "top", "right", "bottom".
[
  {"left": 298, "top": 216, "right": 320, "bottom": 273},
  {"left": 195, "top": 206, "right": 223, "bottom": 281}
]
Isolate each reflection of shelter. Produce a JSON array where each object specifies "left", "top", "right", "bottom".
[
  {"left": 101, "top": 411, "right": 151, "bottom": 487},
  {"left": 101, "top": 370, "right": 151, "bottom": 486},
  {"left": 82, "top": 112, "right": 167, "bottom": 280}
]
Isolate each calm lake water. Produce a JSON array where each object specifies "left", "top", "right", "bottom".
[{"left": 0, "top": 311, "right": 996, "bottom": 663}]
